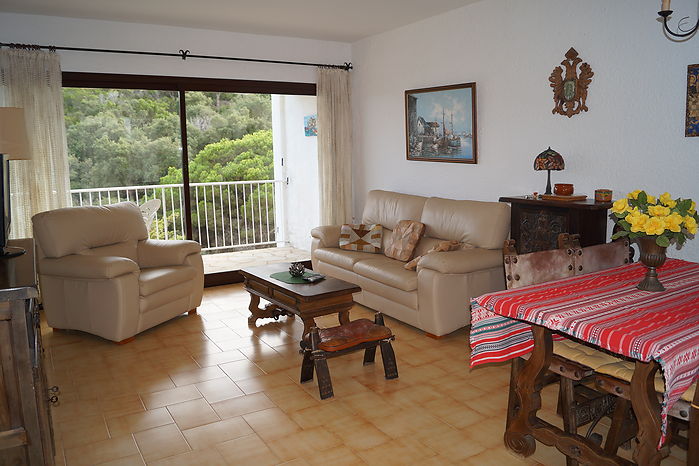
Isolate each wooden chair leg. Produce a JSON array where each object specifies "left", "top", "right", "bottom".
[
  {"left": 559, "top": 377, "right": 579, "bottom": 466},
  {"left": 379, "top": 340, "right": 398, "bottom": 380},
  {"left": 605, "top": 397, "right": 630, "bottom": 455},
  {"left": 300, "top": 349, "right": 314, "bottom": 383},
  {"left": 363, "top": 346, "right": 377, "bottom": 365},
  {"left": 689, "top": 389, "right": 699, "bottom": 466}
]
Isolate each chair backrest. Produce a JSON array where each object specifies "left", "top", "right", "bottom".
[
  {"left": 574, "top": 239, "right": 630, "bottom": 275},
  {"left": 32, "top": 202, "right": 148, "bottom": 260},
  {"left": 503, "top": 239, "right": 574, "bottom": 289},
  {"left": 503, "top": 235, "right": 631, "bottom": 290}
]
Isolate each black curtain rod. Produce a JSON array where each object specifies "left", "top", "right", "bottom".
[{"left": 0, "top": 42, "right": 353, "bottom": 71}]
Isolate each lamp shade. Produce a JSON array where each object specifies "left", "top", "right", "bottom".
[
  {"left": 533, "top": 147, "right": 564, "bottom": 171},
  {"left": 0, "top": 107, "right": 31, "bottom": 160}
]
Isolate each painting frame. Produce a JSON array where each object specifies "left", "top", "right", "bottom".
[
  {"left": 405, "top": 82, "right": 478, "bottom": 164},
  {"left": 686, "top": 64, "right": 699, "bottom": 137}
]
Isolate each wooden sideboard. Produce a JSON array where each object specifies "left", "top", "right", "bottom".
[
  {"left": 0, "top": 238, "right": 55, "bottom": 465},
  {"left": 499, "top": 196, "right": 613, "bottom": 254}
]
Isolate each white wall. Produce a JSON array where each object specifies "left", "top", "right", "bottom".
[
  {"left": 272, "top": 95, "right": 319, "bottom": 251},
  {"left": 0, "top": 12, "right": 350, "bottom": 82},
  {"left": 0, "top": 12, "right": 344, "bottom": 252},
  {"left": 351, "top": 0, "right": 699, "bottom": 261}
]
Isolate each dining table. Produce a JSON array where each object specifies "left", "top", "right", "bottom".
[{"left": 469, "top": 258, "right": 699, "bottom": 465}]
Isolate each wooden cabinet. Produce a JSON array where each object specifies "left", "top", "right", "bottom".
[
  {"left": 0, "top": 239, "right": 55, "bottom": 465},
  {"left": 499, "top": 196, "right": 612, "bottom": 254}
]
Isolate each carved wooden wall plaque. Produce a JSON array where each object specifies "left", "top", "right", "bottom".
[{"left": 549, "top": 48, "right": 594, "bottom": 118}]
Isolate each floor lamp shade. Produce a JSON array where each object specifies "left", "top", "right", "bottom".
[
  {"left": 0, "top": 108, "right": 30, "bottom": 160},
  {"left": 0, "top": 108, "right": 31, "bottom": 257}
]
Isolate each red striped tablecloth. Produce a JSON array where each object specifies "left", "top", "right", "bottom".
[{"left": 469, "top": 259, "right": 699, "bottom": 447}]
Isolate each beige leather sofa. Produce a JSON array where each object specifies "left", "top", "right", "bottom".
[
  {"left": 311, "top": 190, "right": 510, "bottom": 337},
  {"left": 32, "top": 202, "right": 204, "bottom": 343}
]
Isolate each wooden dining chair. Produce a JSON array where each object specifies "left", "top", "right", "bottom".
[
  {"left": 594, "top": 355, "right": 698, "bottom": 461},
  {"left": 503, "top": 235, "right": 631, "bottom": 466}
]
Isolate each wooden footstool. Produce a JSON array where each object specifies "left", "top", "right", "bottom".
[{"left": 300, "top": 313, "right": 398, "bottom": 400}]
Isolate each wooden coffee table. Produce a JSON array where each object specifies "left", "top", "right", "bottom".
[{"left": 240, "top": 263, "right": 361, "bottom": 339}]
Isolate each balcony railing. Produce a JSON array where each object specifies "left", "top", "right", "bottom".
[{"left": 70, "top": 180, "right": 282, "bottom": 252}]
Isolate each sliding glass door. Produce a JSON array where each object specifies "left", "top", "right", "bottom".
[
  {"left": 64, "top": 87, "right": 186, "bottom": 241},
  {"left": 62, "top": 74, "right": 316, "bottom": 279}
]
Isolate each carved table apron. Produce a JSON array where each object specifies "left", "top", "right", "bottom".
[{"left": 240, "top": 264, "right": 361, "bottom": 341}]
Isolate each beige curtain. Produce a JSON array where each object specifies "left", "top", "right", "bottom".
[
  {"left": 0, "top": 48, "right": 71, "bottom": 239},
  {"left": 317, "top": 67, "right": 352, "bottom": 226}
]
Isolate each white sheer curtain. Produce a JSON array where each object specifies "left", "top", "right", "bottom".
[
  {"left": 317, "top": 67, "right": 352, "bottom": 226},
  {"left": 0, "top": 48, "right": 71, "bottom": 238}
]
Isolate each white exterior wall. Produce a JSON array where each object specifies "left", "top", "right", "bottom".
[
  {"left": 351, "top": 0, "right": 699, "bottom": 261},
  {"left": 272, "top": 95, "right": 319, "bottom": 251}
]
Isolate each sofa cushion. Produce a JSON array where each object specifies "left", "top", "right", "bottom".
[
  {"left": 139, "top": 265, "right": 195, "bottom": 296},
  {"left": 361, "top": 190, "right": 427, "bottom": 230},
  {"left": 339, "top": 224, "right": 382, "bottom": 253},
  {"left": 353, "top": 257, "right": 418, "bottom": 291},
  {"left": 314, "top": 248, "right": 379, "bottom": 271},
  {"left": 420, "top": 197, "right": 510, "bottom": 249},
  {"left": 384, "top": 220, "right": 425, "bottom": 262}
]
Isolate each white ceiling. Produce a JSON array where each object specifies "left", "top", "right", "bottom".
[{"left": 0, "top": 0, "right": 480, "bottom": 42}]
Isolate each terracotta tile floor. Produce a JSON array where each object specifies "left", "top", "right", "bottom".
[{"left": 43, "top": 284, "right": 688, "bottom": 465}]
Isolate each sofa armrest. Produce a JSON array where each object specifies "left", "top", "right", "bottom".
[
  {"left": 311, "top": 225, "right": 342, "bottom": 248},
  {"left": 39, "top": 255, "right": 139, "bottom": 279},
  {"left": 137, "top": 239, "right": 202, "bottom": 268},
  {"left": 417, "top": 248, "right": 503, "bottom": 274}
]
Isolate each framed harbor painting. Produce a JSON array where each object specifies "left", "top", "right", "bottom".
[
  {"left": 687, "top": 64, "right": 699, "bottom": 137},
  {"left": 405, "top": 82, "right": 477, "bottom": 163}
]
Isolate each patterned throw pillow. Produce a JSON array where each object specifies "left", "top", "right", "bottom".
[
  {"left": 339, "top": 224, "right": 382, "bottom": 253},
  {"left": 384, "top": 220, "right": 426, "bottom": 262}
]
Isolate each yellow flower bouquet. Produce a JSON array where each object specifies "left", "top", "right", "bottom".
[{"left": 611, "top": 190, "right": 698, "bottom": 248}]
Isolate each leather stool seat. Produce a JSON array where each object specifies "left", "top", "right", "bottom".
[
  {"left": 306, "top": 319, "right": 393, "bottom": 352},
  {"left": 301, "top": 313, "right": 398, "bottom": 399}
]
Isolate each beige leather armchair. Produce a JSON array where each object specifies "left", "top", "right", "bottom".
[{"left": 32, "top": 202, "right": 204, "bottom": 343}]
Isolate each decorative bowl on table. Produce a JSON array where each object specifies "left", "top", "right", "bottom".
[
  {"left": 288, "top": 262, "right": 306, "bottom": 277},
  {"left": 554, "top": 183, "right": 574, "bottom": 196}
]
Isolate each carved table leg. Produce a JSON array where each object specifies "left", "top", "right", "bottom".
[
  {"left": 300, "top": 316, "right": 318, "bottom": 341},
  {"left": 338, "top": 309, "right": 350, "bottom": 326},
  {"left": 247, "top": 293, "right": 294, "bottom": 325},
  {"left": 504, "top": 325, "right": 553, "bottom": 457},
  {"left": 630, "top": 361, "right": 669, "bottom": 466}
]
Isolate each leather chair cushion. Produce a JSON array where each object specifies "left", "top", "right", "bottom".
[
  {"left": 313, "top": 248, "right": 379, "bottom": 271},
  {"left": 311, "top": 319, "right": 393, "bottom": 352},
  {"left": 353, "top": 257, "right": 418, "bottom": 291},
  {"left": 81, "top": 241, "right": 139, "bottom": 263},
  {"left": 139, "top": 265, "right": 195, "bottom": 296}
]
